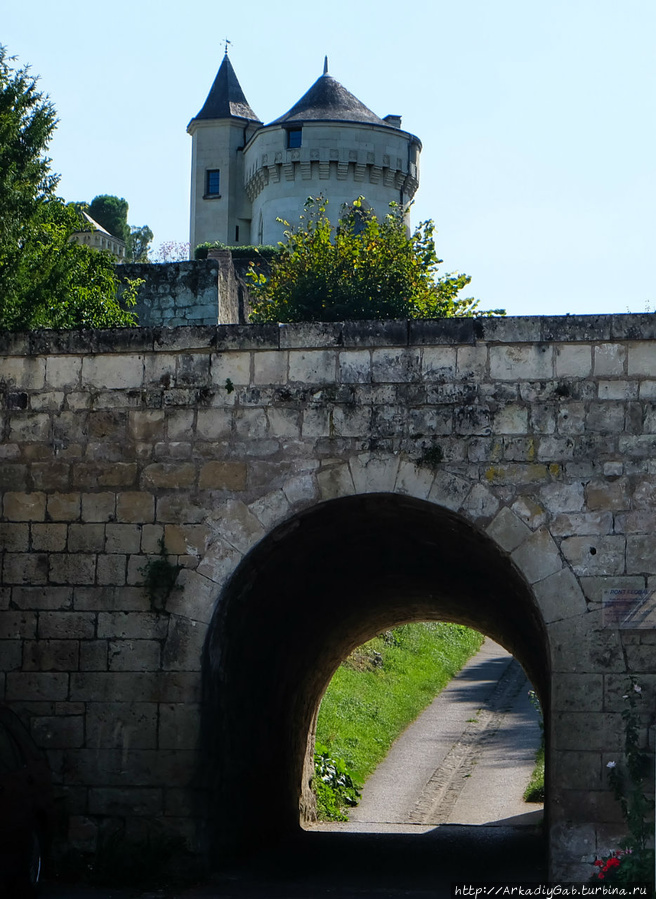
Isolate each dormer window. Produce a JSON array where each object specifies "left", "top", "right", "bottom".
[
  {"left": 206, "top": 169, "right": 221, "bottom": 197},
  {"left": 287, "top": 128, "right": 302, "bottom": 149}
]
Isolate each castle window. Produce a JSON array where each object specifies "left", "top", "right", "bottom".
[
  {"left": 287, "top": 128, "right": 302, "bottom": 149},
  {"left": 206, "top": 169, "right": 221, "bottom": 197}
]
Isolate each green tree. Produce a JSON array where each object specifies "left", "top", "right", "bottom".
[
  {"left": 88, "top": 194, "right": 130, "bottom": 243},
  {"left": 0, "top": 47, "right": 137, "bottom": 330},
  {"left": 127, "top": 225, "right": 153, "bottom": 263},
  {"left": 248, "top": 197, "right": 503, "bottom": 323}
]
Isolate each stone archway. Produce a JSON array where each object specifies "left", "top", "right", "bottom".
[{"left": 200, "top": 492, "right": 550, "bottom": 860}]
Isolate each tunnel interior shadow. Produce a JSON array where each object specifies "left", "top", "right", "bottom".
[{"left": 200, "top": 493, "right": 550, "bottom": 871}]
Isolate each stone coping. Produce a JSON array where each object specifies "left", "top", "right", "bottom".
[{"left": 1, "top": 313, "right": 656, "bottom": 356}]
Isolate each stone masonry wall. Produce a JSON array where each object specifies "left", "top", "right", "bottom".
[
  {"left": 119, "top": 260, "right": 220, "bottom": 327},
  {"left": 2, "top": 315, "right": 656, "bottom": 877}
]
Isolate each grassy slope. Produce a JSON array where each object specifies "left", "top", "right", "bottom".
[{"left": 316, "top": 622, "right": 484, "bottom": 790}]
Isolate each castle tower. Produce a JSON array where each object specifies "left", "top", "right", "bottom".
[
  {"left": 188, "top": 57, "right": 421, "bottom": 253},
  {"left": 187, "top": 51, "right": 261, "bottom": 252},
  {"left": 245, "top": 60, "right": 421, "bottom": 246}
]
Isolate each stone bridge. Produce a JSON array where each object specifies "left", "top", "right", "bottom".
[{"left": 2, "top": 315, "right": 656, "bottom": 880}]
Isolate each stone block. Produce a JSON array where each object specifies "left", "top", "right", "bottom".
[
  {"left": 248, "top": 490, "right": 291, "bottom": 529},
  {"left": 88, "top": 787, "right": 163, "bottom": 816},
  {"left": 585, "top": 402, "right": 625, "bottom": 433},
  {"left": 551, "top": 512, "right": 613, "bottom": 537},
  {"left": 45, "top": 493, "right": 81, "bottom": 522},
  {"left": 288, "top": 350, "right": 337, "bottom": 384},
  {"left": 142, "top": 463, "right": 196, "bottom": 489},
  {"left": 317, "top": 464, "right": 357, "bottom": 502},
  {"left": 456, "top": 345, "right": 487, "bottom": 379},
  {"left": 485, "top": 507, "right": 531, "bottom": 553},
  {"left": 371, "top": 348, "right": 421, "bottom": 383},
  {"left": 49, "top": 554, "right": 96, "bottom": 585},
  {"left": 560, "top": 536, "right": 626, "bottom": 577},
  {"left": 3, "top": 492, "right": 46, "bottom": 521},
  {"left": 2, "top": 355, "right": 46, "bottom": 390},
  {"left": 24, "top": 640, "right": 79, "bottom": 671},
  {"left": 428, "top": 471, "right": 471, "bottom": 511},
  {"left": 67, "top": 524, "right": 104, "bottom": 553},
  {"left": 6, "top": 672, "right": 68, "bottom": 701},
  {"left": 511, "top": 527, "right": 562, "bottom": 584},
  {"left": 489, "top": 344, "right": 553, "bottom": 380},
  {"left": 421, "top": 347, "right": 456, "bottom": 380},
  {"left": 0, "top": 523, "right": 29, "bottom": 552},
  {"left": 3, "top": 553, "right": 48, "bottom": 585},
  {"left": 210, "top": 351, "right": 251, "bottom": 386},
  {"left": 253, "top": 350, "right": 288, "bottom": 384},
  {"left": 97, "top": 612, "right": 169, "bottom": 640},
  {"left": 394, "top": 460, "right": 436, "bottom": 500},
  {"left": 108, "top": 640, "right": 161, "bottom": 671},
  {"left": 196, "top": 408, "right": 233, "bottom": 439},
  {"left": 167, "top": 569, "right": 221, "bottom": 623},
  {"left": 79, "top": 641, "right": 108, "bottom": 671},
  {"left": 493, "top": 404, "right": 528, "bottom": 434},
  {"left": 548, "top": 613, "right": 625, "bottom": 673},
  {"left": 158, "top": 703, "right": 200, "bottom": 749},
  {"left": 161, "top": 617, "right": 207, "bottom": 672},
  {"left": 460, "top": 482, "right": 500, "bottom": 520},
  {"left": 212, "top": 500, "right": 265, "bottom": 555},
  {"left": 81, "top": 355, "right": 144, "bottom": 389},
  {"left": 128, "top": 410, "right": 166, "bottom": 442},
  {"left": 551, "top": 750, "right": 602, "bottom": 790},
  {"left": 73, "top": 462, "right": 138, "bottom": 489},
  {"left": 349, "top": 453, "right": 400, "bottom": 494},
  {"left": 0, "top": 641, "right": 22, "bottom": 671},
  {"left": 554, "top": 344, "right": 592, "bottom": 378},
  {"left": 234, "top": 407, "right": 268, "bottom": 439},
  {"left": 265, "top": 407, "right": 301, "bottom": 438},
  {"left": 338, "top": 350, "right": 371, "bottom": 384},
  {"left": 628, "top": 341, "right": 656, "bottom": 376},
  {"left": 32, "top": 715, "right": 84, "bottom": 749},
  {"left": 46, "top": 356, "right": 81, "bottom": 388},
  {"left": 12, "top": 586, "right": 72, "bottom": 611},
  {"left": 553, "top": 711, "right": 623, "bottom": 751},
  {"left": 85, "top": 702, "right": 158, "bottom": 749},
  {"left": 105, "top": 523, "right": 142, "bottom": 554},
  {"left": 0, "top": 610, "right": 36, "bottom": 639},
  {"left": 39, "top": 612, "right": 95, "bottom": 639},
  {"left": 408, "top": 407, "right": 453, "bottom": 437},
  {"left": 115, "top": 492, "right": 154, "bottom": 524},
  {"left": 552, "top": 672, "right": 604, "bottom": 712},
  {"left": 539, "top": 481, "right": 585, "bottom": 514},
  {"left": 331, "top": 405, "right": 372, "bottom": 438},
  {"left": 585, "top": 479, "right": 630, "bottom": 512}
]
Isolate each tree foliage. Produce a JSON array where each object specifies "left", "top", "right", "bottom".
[
  {"left": 0, "top": 47, "right": 137, "bottom": 330},
  {"left": 88, "top": 194, "right": 130, "bottom": 243},
  {"left": 127, "top": 225, "right": 153, "bottom": 263},
  {"left": 248, "top": 197, "right": 503, "bottom": 323}
]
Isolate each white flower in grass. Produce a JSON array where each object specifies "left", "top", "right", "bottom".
[
  {"left": 634, "top": 683, "right": 642, "bottom": 693},
  {"left": 606, "top": 761, "right": 617, "bottom": 769}
]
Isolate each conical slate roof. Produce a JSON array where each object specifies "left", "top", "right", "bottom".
[
  {"left": 270, "top": 66, "right": 387, "bottom": 127},
  {"left": 193, "top": 53, "right": 260, "bottom": 123}
]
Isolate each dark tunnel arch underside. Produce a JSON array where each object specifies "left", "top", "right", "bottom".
[{"left": 201, "top": 494, "right": 550, "bottom": 853}]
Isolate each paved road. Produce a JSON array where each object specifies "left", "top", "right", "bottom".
[{"left": 41, "top": 641, "right": 546, "bottom": 897}]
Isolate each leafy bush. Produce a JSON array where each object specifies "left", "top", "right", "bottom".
[
  {"left": 313, "top": 742, "right": 361, "bottom": 821},
  {"left": 248, "top": 196, "right": 504, "bottom": 323}
]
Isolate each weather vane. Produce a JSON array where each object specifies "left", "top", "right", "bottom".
[{"left": 223, "top": 38, "right": 232, "bottom": 56}]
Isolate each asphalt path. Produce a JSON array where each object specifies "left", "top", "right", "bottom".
[{"left": 40, "top": 640, "right": 546, "bottom": 897}]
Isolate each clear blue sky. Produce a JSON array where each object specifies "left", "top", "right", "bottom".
[{"left": 4, "top": 0, "right": 655, "bottom": 316}]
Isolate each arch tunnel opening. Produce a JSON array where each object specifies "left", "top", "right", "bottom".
[
  {"left": 310, "top": 620, "right": 544, "bottom": 833},
  {"left": 200, "top": 493, "right": 551, "bottom": 870}
]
